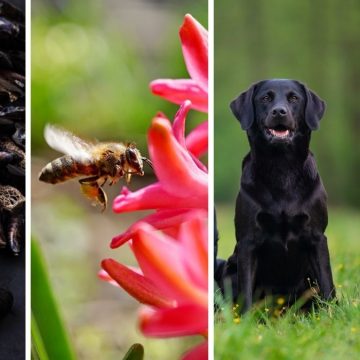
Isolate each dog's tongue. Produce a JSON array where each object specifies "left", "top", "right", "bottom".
[{"left": 270, "top": 128, "right": 289, "bottom": 138}]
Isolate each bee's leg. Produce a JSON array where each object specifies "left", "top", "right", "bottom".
[
  {"left": 98, "top": 177, "right": 107, "bottom": 187},
  {"left": 108, "top": 177, "right": 116, "bottom": 186},
  {"left": 109, "top": 165, "right": 124, "bottom": 186},
  {"left": 124, "top": 170, "right": 140, "bottom": 184},
  {"left": 79, "top": 176, "right": 107, "bottom": 211},
  {"left": 109, "top": 174, "right": 122, "bottom": 185},
  {"left": 125, "top": 173, "right": 132, "bottom": 184},
  {"left": 124, "top": 169, "right": 143, "bottom": 183},
  {"left": 107, "top": 166, "right": 122, "bottom": 186}
]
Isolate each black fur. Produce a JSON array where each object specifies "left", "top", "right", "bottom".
[{"left": 218, "top": 79, "right": 335, "bottom": 313}]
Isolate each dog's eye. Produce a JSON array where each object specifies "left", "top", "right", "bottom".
[
  {"left": 261, "top": 95, "right": 271, "bottom": 103},
  {"left": 288, "top": 94, "right": 299, "bottom": 103}
]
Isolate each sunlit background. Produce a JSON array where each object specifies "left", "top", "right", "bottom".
[
  {"left": 214, "top": 1, "right": 360, "bottom": 357},
  {"left": 32, "top": 0, "right": 207, "bottom": 359},
  {"left": 215, "top": 0, "right": 360, "bottom": 208},
  {"left": 214, "top": 0, "right": 360, "bottom": 254}
]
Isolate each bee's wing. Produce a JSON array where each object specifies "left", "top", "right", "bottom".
[{"left": 44, "top": 124, "right": 94, "bottom": 161}]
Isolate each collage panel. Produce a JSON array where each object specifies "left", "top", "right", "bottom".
[
  {"left": 214, "top": 1, "right": 360, "bottom": 359},
  {"left": 0, "top": 1, "right": 359, "bottom": 359},
  {"left": 31, "top": 0, "right": 208, "bottom": 359},
  {"left": 0, "top": 0, "right": 25, "bottom": 357}
]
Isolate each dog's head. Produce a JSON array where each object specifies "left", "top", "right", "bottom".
[{"left": 230, "top": 79, "right": 325, "bottom": 145}]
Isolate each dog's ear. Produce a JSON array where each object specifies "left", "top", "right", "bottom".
[
  {"left": 302, "top": 85, "right": 326, "bottom": 130},
  {"left": 230, "top": 83, "right": 258, "bottom": 130}
]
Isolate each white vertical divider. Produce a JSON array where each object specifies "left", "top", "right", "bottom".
[
  {"left": 25, "top": 0, "right": 31, "bottom": 358},
  {"left": 208, "top": 0, "right": 214, "bottom": 359}
]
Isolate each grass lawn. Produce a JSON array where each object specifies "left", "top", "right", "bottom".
[{"left": 215, "top": 205, "right": 360, "bottom": 360}]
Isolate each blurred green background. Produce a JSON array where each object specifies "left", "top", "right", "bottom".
[
  {"left": 214, "top": 2, "right": 360, "bottom": 358},
  {"left": 215, "top": 0, "right": 360, "bottom": 208},
  {"left": 32, "top": 0, "right": 207, "bottom": 359}
]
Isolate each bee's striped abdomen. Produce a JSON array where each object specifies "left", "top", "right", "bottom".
[{"left": 39, "top": 155, "right": 98, "bottom": 184}]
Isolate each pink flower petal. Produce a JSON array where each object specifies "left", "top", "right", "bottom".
[
  {"left": 113, "top": 183, "right": 207, "bottom": 213},
  {"left": 179, "top": 218, "right": 208, "bottom": 290},
  {"left": 180, "top": 14, "right": 208, "bottom": 92},
  {"left": 182, "top": 341, "right": 208, "bottom": 360},
  {"left": 99, "top": 266, "right": 143, "bottom": 281},
  {"left": 101, "top": 259, "right": 173, "bottom": 308},
  {"left": 190, "top": 154, "right": 208, "bottom": 173},
  {"left": 110, "top": 209, "right": 192, "bottom": 248},
  {"left": 150, "top": 79, "right": 207, "bottom": 113},
  {"left": 148, "top": 117, "right": 208, "bottom": 196},
  {"left": 98, "top": 269, "right": 120, "bottom": 287},
  {"left": 172, "top": 100, "right": 192, "bottom": 147},
  {"left": 132, "top": 223, "right": 207, "bottom": 307},
  {"left": 139, "top": 305, "right": 208, "bottom": 337},
  {"left": 186, "top": 121, "right": 208, "bottom": 158}
]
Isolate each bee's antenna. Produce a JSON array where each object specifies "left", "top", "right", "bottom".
[{"left": 142, "top": 157, "right": 153, "bottom": 169}]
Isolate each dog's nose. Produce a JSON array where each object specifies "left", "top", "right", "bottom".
[{"left": 272, "top": 107, "right": 287, "bottom": 117}]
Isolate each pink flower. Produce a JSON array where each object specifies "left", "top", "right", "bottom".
[
  {"left": 111, "top": 101, "right": 208, "bottom": 243},
  {"left": 101, "top": 14, "right": 208, "bottom": 360},
  {"left": 101, "top": 215, "right": 208, "bottom": 359},
  {"left": 111, "top": 209, "right": 195, "bottom": 248},
  {"left": 150, "top": 14, "right": 208, "bottom": 113},
  {"left": 186, "top": 120, "right": 208, "bottom": 158}
]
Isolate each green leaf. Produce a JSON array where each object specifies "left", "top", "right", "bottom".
[
  {"left": 122, "top": 343, "right": 145, "bottom": 360},
  {"left": 31, "top": 312, "right": 49, "bottom": 360},
  {"left": 31, "top": 238, "right": 77, "bottom": 360}
]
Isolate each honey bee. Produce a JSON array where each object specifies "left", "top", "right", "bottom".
[{"left": 39, "top": 124, "right": 152, "bottom": 211}]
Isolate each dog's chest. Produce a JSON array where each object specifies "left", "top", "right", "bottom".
[
  {"left": 243, "top": 174, "right": 310, "bottom": 213},
  {"left": 255, "top": 209, "right": 310, "bottom": 249},
  {"left": 261, "top": 164, "right": 309, "bottom": 200},
  {"left": 243, "top": 154, "right": 315, "bottom": 204},
  {"left": 243, "top": 176, "right": 314, "bottom": 248},
  {"left": 238, "top": 154, "right": 323, "bottom": 248}
]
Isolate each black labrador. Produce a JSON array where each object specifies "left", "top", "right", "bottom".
[{"left": 217, "top": 79, "right": 336, "bottom": 313}]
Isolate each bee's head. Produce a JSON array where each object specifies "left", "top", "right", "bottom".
[{"left": 125, "top": 144, "right": 144, "bottom": 175}]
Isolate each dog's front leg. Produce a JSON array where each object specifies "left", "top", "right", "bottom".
[
  {"left": 309, "top": 235, "right": 336, "bottom": 300},
  {"left": 236, "top": 242, "right": 255, "bottom": 313}
]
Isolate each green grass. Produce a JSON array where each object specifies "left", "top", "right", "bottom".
[{"left": 215, "top": 205, "right": 360, "bottom": 359}]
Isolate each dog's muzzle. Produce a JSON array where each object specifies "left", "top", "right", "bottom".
[{"left": 264, "top": 107, "right": 295, "bottom": 142}]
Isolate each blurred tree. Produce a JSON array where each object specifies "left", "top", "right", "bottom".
[
  {"left": 215, "top": 0, "right": 360, "bottom": 207},
  {"left": 32, "top": 0, "right": 207, "bottom": 153}
]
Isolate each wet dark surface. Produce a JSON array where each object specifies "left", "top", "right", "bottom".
[
  {"left": 0, "top": 250, "right": 25, "bottom": 359},
  {"left": 0, "top": 0, "right": 25, "bottom": 357}
]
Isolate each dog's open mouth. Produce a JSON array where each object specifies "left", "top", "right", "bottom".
[{"left": 265, "top": 125, "right": 294, "bottom": 140}]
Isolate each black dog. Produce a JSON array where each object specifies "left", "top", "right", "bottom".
[{"left": 219, "top": 79, "right": 335, "bottom": 313}]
